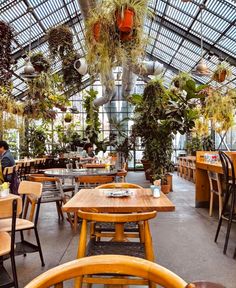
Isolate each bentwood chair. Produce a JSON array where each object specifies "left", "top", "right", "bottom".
[
  {"left": 0, "top": 197, "right": 20, "bottom": 288},
  {"left": 0, "top": 181, "right": 45, "bottom": 267},
  {"left": 25, "top": 255, "right": 193, "bottom": 288},
  {"left": 215, "top": 151, "right": 236, "bottom": 256}
]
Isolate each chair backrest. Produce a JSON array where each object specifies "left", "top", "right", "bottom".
[
  {"left": 207, "top": 171, "right": 221, "bottom": 194},
  {"left": 27, "top": 175, "right": 65, "bottom": 202},
  {"left": 24, "top": 255, "right": 190, "bottom": 288},
  {"left": 18, "top": 181, "right": 43, "bottom": 198},
  {"left": 75, "top": 175, "right": 115, "bottom": 188},
  {"left": 3, "top": 165, "right": 17, "bottom": 176},
  {"left": 78, "top": 210, "right": 156, "bottom": 223},
  {"left": 219, "top": 151, "right": 235, "bottom": 186},
  {"left": 96, "top": 182, "right": 143, "bottom": 189},
  {"left": 0, "top": 196, "right": 22, "bottom": 219}
]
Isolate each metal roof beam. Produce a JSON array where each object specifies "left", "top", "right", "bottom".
[{"left": 152, "top": 13, "right": 236, "bottom": 66}]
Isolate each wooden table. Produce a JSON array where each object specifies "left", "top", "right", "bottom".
[
  {"left": 82, "top": 163, "right": 106, "bottom": 168},
  {"left": 195, "top": 151, "right": 236, "bottom": 207},
  {"left": 63, "top": 188, "right": 175, "bottom": 232}
]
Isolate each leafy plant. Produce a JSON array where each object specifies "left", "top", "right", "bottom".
[
  {"left": 64, "top": 112, "right": 72, "bottom": 123},
  {"left": 0, "top": 21, "right": 14, "bottom": 88},
  {"left": 212, "top": 61, "right": 232, "bottom": 83},
  {"left": 47, "top": 25, "right": 74, "bottom": 59},
  {"left": 83, "top": 89, "right": 101, "bottom": 144},
  {"left": 131, "top": 78, "right": 199, "bottom": 181},
  {"left": 30, "top": 51, "right": 50, "bottom": 73},
  {"left": 20, "top": 124, "right": 48, "bottom": 157}
]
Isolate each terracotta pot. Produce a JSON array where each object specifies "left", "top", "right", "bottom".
[
  {"left": 93, "top": 22, "right": 101, "bottom": 42},
  {"left": 213, "top": 69, "right": 227, "bottom": 83},
  {"left": 116, "top": 8, "right": 134, "bottom": 33},
  {"left": 166, "top": 174, "right": 173, "bottom": 192},
  {"left": 120, "top": 31, "right": 133, "bottom": 41},
  {"left": 161, "top": 184, "right": 171, "bottom": 194}
]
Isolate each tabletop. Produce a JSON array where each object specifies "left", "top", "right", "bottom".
[
  {"left": 44, "top": 168, "right": 117, "bottom": 178},
  {"left": 63, "top": 188, "right": 175, "bottom": 213}
]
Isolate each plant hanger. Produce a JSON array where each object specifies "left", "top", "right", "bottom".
[
  {"left": 192, "top": 4, "right": 211, "bottom": 77},
  {"left": 20, "top": 6, "right": 38, "bottom": 80}
]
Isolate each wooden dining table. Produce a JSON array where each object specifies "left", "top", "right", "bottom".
[{"left": 63, "top": 188, "right": 175, "bottom": 232}]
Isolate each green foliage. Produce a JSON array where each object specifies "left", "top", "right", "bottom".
[
  {"left": 20, "top": 123, "right": 48, "bottom": 157},
  {"left": 132, "top": 78, "right": 199, "bottom": 180}
]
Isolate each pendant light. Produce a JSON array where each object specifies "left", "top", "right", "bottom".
[
  {"left": 192, "top": 4, "right": 211, "bottom": 76},
  {"left": 20, "top": 7, "right": 38, "bottom": 79}
]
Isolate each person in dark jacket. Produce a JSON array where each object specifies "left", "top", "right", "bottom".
[{"left": 0, "top": 140, "right": 15, "bottom": 181}]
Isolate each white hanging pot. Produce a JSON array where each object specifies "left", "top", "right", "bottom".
[
  {"left": 24, "top": 60, "right": 35, "bottom": 75},
  {"left": 74, "top": 58, "right": 88, "bottom": 75}
]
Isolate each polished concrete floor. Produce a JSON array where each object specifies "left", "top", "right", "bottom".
[{"left": 6, "top": 172, "right": 236, "bottom": 287}]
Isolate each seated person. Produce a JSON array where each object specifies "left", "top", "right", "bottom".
[
  {"left": 80, "top": 143, "right": 95, "bottom": 161},
  {"left": 0, "top": 140, "right": 15, "bottom": 182}
]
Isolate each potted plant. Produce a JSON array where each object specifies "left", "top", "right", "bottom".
[
  {"left": 131, "top": 78, "right": 199, "bottom": 185},
  {"left": 47, "top": 25, "right": 74, "bottom": 59},
  {"left": 64, "top": 113, "right": 72, "bottom": 123},
  {"left": 0, "top": 21, "right": 13, "bottom": 88},
  {"left": 30, "top": 52, "right": 50, "bottom": 73},
  {"left": 212, "top": 61, "right": 232, "bottom": 83}
]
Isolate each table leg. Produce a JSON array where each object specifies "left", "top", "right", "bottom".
[{"left": 74, "top": 212, "right": 78, "bottom": 233}]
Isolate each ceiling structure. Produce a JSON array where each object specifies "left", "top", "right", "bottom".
[{"left": 0, "top": 0, "right": 236, "bottom": 100}]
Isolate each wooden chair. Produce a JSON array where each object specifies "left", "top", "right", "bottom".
[
  {"left": 215, "top": 151, "right": 236, "bottom": 256},
  {"left": 207, "top": 171, "right": 223, "bottom": 218},
  {"left": 0, "top": 181, "right": 45, "bottom": 267},
  {"left": 116, "top": 162, "right": 128, "bottom": 182},
  {"left": 94, "top": 183, "right": 144, "bottom": 240},
  {"left": 0, "top": 197, "right": 21, "bottom": 288},
  {"left": 75, "top": 175, "right": 115, "bottom": 189},
  {"left": 27, "top": 175, "right": 69, "bottom": 221},
  {"left": 96, "top": 182, "right": 143, "bottom": 189},
  {"left": 77, "top": 210, "right": 156, "bottom": 287},
  {"left": 25, "top": 255, "right": 192, "bottom": 288}
]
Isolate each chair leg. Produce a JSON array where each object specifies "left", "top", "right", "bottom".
[
  {"left": 34, "top": 227, "right": 45, "bottom": 267},
  {"left": 215, "top": 187, "right": 231, "bottom": 243},
  {"left": 223, "top": 190, "right": 235, "bottom": 254},
  {"left": 209, "top": 192, "right": 213, "bottom": 217},
  {"left": 23, "top": 197, "right": 30, "bottom": 219},
  {"left": 219, "top": 194, "right": 223, "bottom": 219},
  {"left": 10, "top": 252, "right": 18, "bottom": 288},
  {"left": 234, "top": 247, "right": 236, "bottom": 259}
]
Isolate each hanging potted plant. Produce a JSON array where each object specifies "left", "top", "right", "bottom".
[
  {"left": 212, "top": 61, "right": 232, "bottom": 83},
  {"left": 64, "top": 112, "right": 72, "bottom": 123},
  {"left": 116, "top": 6, "right": 134, "bottom": 33},
  {"left": 47, "top": 25, "right": 74, "bottom": 59},
  {"left": 30, "top": 52, "right": 50, "bottom": 73},
  {"left": 0, "top": 21, "right": 14, "bottom": 88}
]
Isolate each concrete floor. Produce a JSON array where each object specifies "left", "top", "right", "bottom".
[{"left": 5, "top": 172, "right": 236, "bottom": 287}]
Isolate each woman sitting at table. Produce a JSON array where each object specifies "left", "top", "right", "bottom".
[{"left": 80, "top": 143, "right": 95, "bottom": 162}]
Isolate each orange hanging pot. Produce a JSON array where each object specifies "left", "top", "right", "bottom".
[
  {"left": 116, "top": 8, "right": 134, "bottom": 33},
  {"left": 93, "top": 22, "right": 101, "bottom": 42}
]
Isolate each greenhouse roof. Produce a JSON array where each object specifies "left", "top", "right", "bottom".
[{"left": 0, "top": 0, "right": 235, "bottom": 99}]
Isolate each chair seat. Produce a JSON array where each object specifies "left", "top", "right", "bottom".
[
  {"left": 0, "top": 232, "right": 11, "bottom": 256},
  {"left": 95, "top": 221, "right": 138, "bottom": 232},
  {"left": 87, "top": 239, "right": 145, "bottom": 258},
  {"left": 0, "top": 218, "right": 34, "bottom": 232}
]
